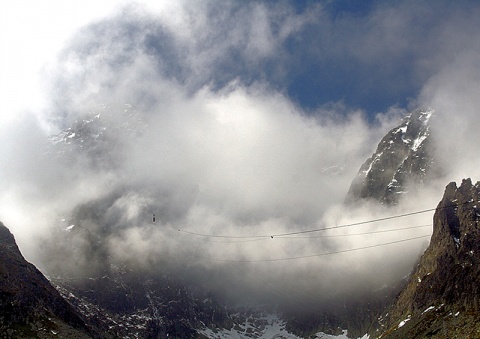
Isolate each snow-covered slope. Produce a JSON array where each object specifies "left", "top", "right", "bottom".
[{"left": 199, "top": 312, "right": 353, "bottom": 339}]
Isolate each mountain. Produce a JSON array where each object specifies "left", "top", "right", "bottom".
[
  {"left": 375, "top": 179, "right": 480, "bottom": 338},
  {"left": 40, "top": 106, "right": 423, "bottom": 338},
  {"left": 42, "top": 106, "right": 370, "bottom": 337},
  {"left": 0, "top": 221, "right": 95, "bottom": 338},
  {"left": 41, "top": 210, "right": 235, "bottom": 337},
  {"left": 49, "top": 259, "right": 236, "bottom": 338},
  {"left": 346, "top": 108, "right": 438, "bottom": 205},
  {"left": 49, "top": 105, "right": 146, "bottom": 169},
  {"left": 26, "top": 106, "right": 477, "bottom": 338}
]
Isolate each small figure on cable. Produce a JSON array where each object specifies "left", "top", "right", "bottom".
[{"left": 153, "top": 213, "right": 156, "bottom": 223}]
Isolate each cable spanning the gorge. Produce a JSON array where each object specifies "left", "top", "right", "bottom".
[
  {"left": 168, "top": 201, "right": 473, "bottom": 240},
  {"left": 168, "top": 224, "right": 432, "bottom": 243},
  {"left": 189, "top": 234, "right": 431, "bottom": 263}
]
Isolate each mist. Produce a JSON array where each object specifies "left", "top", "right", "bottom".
[{"left": 2, "top": 0, "right": 480, "bottom": 310}]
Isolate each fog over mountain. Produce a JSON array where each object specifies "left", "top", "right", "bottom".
[{"left": 1, "top": 0, "right": 480, "bottom": 315}]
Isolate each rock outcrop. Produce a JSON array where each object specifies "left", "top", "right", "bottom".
[
  {"left": 0, "top": 221, "right": 95, "bottom": 338},
  {"left": 347, "top": 108, "right": 438, "bottom": 205},
  {"left": 377, "top": 179, "right": 480, "bottom": 338}
]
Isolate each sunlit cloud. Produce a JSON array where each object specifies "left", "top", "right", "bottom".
[{"left": 1, "top": 0, "right": 480, "bottom": 305}]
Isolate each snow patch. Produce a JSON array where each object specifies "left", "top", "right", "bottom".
[
  {"left": 411, "top": 133, "right": 427, "bottom": 151},
  {"left": 199, "top": 314, "right": 351, "bottom": 339},
  {"left": 397, "top": 315, "right": 411, "bottom": 328},
  {"left": 387, "top": 178, "right": 399, "bottom": 189},
  {"left": 394, "top": 126, "right": 407, "bottom": 134},
  {"left": 420, "top": 109, "right": 434, "bottom": 123},
  {"left": 362, "top": 152, "right": 383, "bottom": 176},
  {"left": 422, "top": 306, "right": 435, "bottom": 314},
  {"left": 315, "top": 330, "right": 349, "bottom": 339}
]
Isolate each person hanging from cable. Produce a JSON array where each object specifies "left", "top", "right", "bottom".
[{"left": 153, "top": 213, "right": 156, "bottom": 223}]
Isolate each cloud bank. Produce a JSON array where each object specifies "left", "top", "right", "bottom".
[{"left": 1, "top": 0, "right": 480, "bottom": 306}]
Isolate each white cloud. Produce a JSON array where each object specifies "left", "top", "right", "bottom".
[
  {"left": 0, "top": 0, "right": 132, "bottom": 127},
  {"left": 21, "top": 35, "right": 408, "bottom": 299},
  {"left": 420, "top": 52, "right": 480, "bottom": 184},
  {"left": 2, "top": 0, "right": 480, "bottom": 306}
]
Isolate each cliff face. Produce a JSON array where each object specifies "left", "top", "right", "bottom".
[
  {"left": 0, "top": 221, "right": 95, "bottom": 338},
  {"left": 377, "top": 179, "right": 480, "bottom": 338},
  {"left": 346, "top": 108, "right": 438, "bottom": 205}
]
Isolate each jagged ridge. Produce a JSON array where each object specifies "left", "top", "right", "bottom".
[
  {"left": 377, "top": 179, "right": 480, "bottom": 338},
  {"left": 347, "top": 108, "right": 437, "bottom": 205}
]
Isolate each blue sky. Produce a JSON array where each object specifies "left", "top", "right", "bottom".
[
  {"left": 2, "top": 0, "right": 479, "bottom": 123},
  {"left": 239, "top": 0, "right": 480, "bottom": 117}
]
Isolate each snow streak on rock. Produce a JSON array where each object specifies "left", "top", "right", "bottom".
[{"left": 346, "top": 108, "right": 436, "bottom": 205}]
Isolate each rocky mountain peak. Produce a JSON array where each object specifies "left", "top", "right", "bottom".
[
  {"left": 0, "top": 221, "right": 18, "bottom": 248},
  {"left": 430, "top": 178, "right": 480, "bottom": 250},
  {"left": 346, "top": 108, "right": 437, "bottom": 205},
  {"left": 377, "top": 179, "right": 480, "bottom": 338}
]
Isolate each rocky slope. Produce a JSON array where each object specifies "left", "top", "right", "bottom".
[
  {"left": 376, "top": 179, "right": 480, "bottom": 338},
  {"left": 346, "top": 108, "right": 438, "bottom": 205},
  {"left": 50, "top": 266, "right": 234, "bottom": 338},
  {"left": 0, "top": 221, "right": 95, "bottom": 338},
  {"left": 281, "top": 108, "right": 439, "bottom": 337}
]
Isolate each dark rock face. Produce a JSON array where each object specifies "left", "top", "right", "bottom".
[
  {"left": 51, "top": 269, "right": 232, "bottom": 338},
  {"left": 377, "top": 179, "right": 480, "bottom": 338},
  {"left": 282, "top": 286, "right": 403, "bottom": 339},
  {"left": 0, "top": 221, "right": 94, "bottom": 338},
  {"left": 346, "top": 108, "right": 438, "bottom": 205}
]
